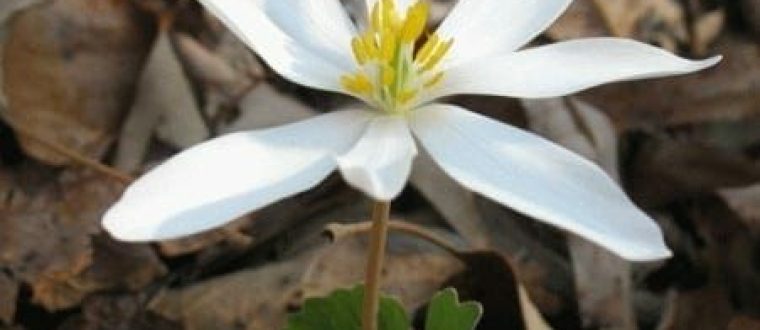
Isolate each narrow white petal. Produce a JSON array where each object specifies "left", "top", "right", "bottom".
[
  {"left": 410, "top": 104, "right": 671, "bottom": 261},
  {"left": 197, "top": 0, "right": 356, "bottom": 92},
  {"left": 337, "top": 115, "right": 417, "bottom": 201},
  {"left": 103, "top": 110, "right": 373, "bottom": 241},
  {"left": 429, "top": 38, "right": 722, "bottom": 101},
  {"left": 436, "top": 0, "right": 571, "bottom": 67}
]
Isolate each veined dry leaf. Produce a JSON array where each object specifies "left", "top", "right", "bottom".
[
  {"left": 3, "top": 0, "right": 150, "bottom": 165},
  {"left": 523, "top": 97, "right": 634, "bottom": 329},
  {"left": 114, "top": 29, "right": 208, "bottom": 172}
]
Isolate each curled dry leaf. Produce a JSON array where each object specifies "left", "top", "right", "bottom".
[
  {"left": 3, "top": 0, "right": 151, "bottom": 165},
  {"left": 114, "top": 29, "right": 209, "bottom": 172}
]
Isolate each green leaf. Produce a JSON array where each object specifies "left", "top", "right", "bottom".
[
  {"left": 285, "top": 285, "right": 409, "bottom": 330},
  {"left": 425, "top": 288, "right": 483, "bottom": 330}
]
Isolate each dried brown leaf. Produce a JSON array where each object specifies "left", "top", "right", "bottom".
[{"left": 3, "top": 0, "right": 150, "bottom": 165}]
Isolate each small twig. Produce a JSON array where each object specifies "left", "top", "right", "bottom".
[
  {"left": 6, "top": 120, "right": 134, "bottom": 184},
  {"left": 361, "top": 201, "right": 391, "bottom": 330},
  {"left": 325, "top": 220, "right": 463, "bottom": 257}
]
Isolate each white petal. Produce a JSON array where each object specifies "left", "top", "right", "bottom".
[
  {"left": 103, "top": 110, "right": 373, "bottom": 241},
  {"left": 410, "top": 104, "right": 671, "bottom": 261},
  {"left": 337, "top": 115, "right": 417, "bottom": 201},
  {"left": 436, "top": 0, "right": 571, "bottom": 67},
  {"left": 197, "top": 0, "right": 356, "bottom": 92},
  {"left": 429, "top": 38, "right": 722, "bottom": 101}
]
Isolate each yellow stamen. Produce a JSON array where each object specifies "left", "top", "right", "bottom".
[
  {"left": 415, "top": 34, "right": 439, "bottom": 65},
  {"left": 423, "top": 71, "right": 445, "bottom": 89},
  {"left": 421, "top": 38, "right": 453, "bottom": 72},
  {"left": 341, "top": 73, "right": 374, "bottom": 95},
  {"left": 351, "top": 37, "right": 368, "bottom": 65},
  {"left": 380, "top": 28, "right": 397, "bottom": 62},
  {"left": 397, "top": 89, "right": 418, "bottom": 105},
  {"left": 362, "top": 31, "right": 379, "bottom": 60},
  {"left": 400, "top": 1, "right": 429, "bottom": 43},
  {"left": 382, "top": 65, "right": 396, "bottom": 87}
]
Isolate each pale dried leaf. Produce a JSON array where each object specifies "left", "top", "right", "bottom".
[
  {"left": 222, "top": 84, "right": 315, "bottom": 133},
  {"left": 410, "top": 150, "right": 490, "bottom": 249},
  {"left": 519, "top": 285, "right": 553, "bottom": 330},
  {"left": 719, "top": 184, "right": 760, "bottom": 231},
  {"left": 692, "top": 10, "right": 724, "bottom": 56}
]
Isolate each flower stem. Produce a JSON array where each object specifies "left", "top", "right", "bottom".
[{"left": 362, "top": 200, "right": 391, "bottom": 330}]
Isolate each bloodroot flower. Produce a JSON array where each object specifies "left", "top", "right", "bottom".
[{"left": 103, "top": 0, "right": 721, "bottom": 261}]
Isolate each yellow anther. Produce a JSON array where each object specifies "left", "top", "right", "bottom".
[
  {"left": 361, "top": 31, "right": 379, "bottom": 60},
  {"left": 351, "top": 37, "right": 368, "bottom": 65},
  {"left": 397, "top": 89, "right": 418, "bottom": 105},
  {"left": 372, "top": 0, "right": 398, "bottom": 31},
  {"left": 382, "top": 65, "right": 396, "bottom": 87},
  {"left": 341, "top": 73, "right": 374, "bottom": 95},
  {"left": 421, "top": 38, "right": 453, "bottom": 72},
  {"left": 415, "top": 34, "right": 439, "bottom": 65},
  {"left": 380, "top": 29, "right": 397, "bottom": 62},
  {"left": 423, "top": 71, "right": 445, "bottom": 89},
  {"left": 400, "top": 1, "right": 429, "bottom": 43}
]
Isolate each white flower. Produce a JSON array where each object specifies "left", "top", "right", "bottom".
[{"left": 103, "top": 0, "right": 721, "bottom": 261}]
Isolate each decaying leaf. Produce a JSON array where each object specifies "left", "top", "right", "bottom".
[
  {"left": 0, "top": 168, "right": 164, "bottom": 310},
  {"left": 3, "top": 0, "right": 151, "bottom": 165}
]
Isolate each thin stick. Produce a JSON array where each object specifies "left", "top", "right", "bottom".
[
  {"left": 361, "top": 201, "right": 391, "bottom": 330},
  {"left": 326, "top": 220, "right": 462, "bottom": 257},
  {"left": 7, "top": 120, "right": 134, "bottom": 184}
]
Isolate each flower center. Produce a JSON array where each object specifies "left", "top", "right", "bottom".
[{"left": 340, "top": 0, "right": 452, "bottom": 114}]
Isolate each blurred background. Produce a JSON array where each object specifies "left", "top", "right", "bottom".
[{"left": 0, "top": 0, "right": 757, "bottom": 329}]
